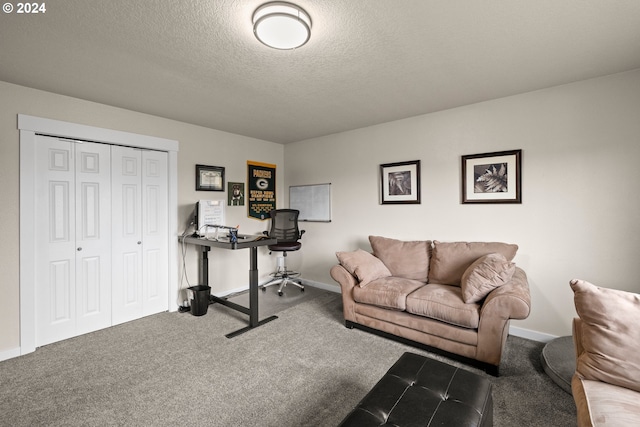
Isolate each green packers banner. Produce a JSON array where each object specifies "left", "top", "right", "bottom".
[{"left": 247, "top": 161, "right": 276, "bottom": 220}]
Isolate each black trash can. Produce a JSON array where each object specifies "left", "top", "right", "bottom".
[{"left": 188, "top": 285, "right": 211, "bottom": 316}]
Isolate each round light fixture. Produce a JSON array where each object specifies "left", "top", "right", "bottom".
[{"left": 252, "top": 2, "right": 311, "bottom": 50}]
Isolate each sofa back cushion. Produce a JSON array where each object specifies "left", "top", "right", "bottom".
[
  {"left": 571, "top": 279, "right": 640, "bottom": 393},
  {"left": 369, "top": 236, "right": 431, "bottom": 282},
  {"left": 429, "top": 241, "right": 518, "bottom": 286}
]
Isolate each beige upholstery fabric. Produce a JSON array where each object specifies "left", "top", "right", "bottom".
[
  {"left": 352, "top": 276, "right": 425, "bottom": 311},
  {"left": 460, "top": 253, "right": 516, "bottom": 303},
  {"left": 331, "top": 260, "right": 531, "bottom": 367},
  {"left": 429, "top": 241, "right": 518, "bottom": 286},
  {"left": 406, "top": 284, "right": 480, "bottom": 328},
  {"left": 570, "top": 279, "right": 640, "bottom": 393},
  {"left": 572, "top": 376, "right": 640, "bottom": 427},
  {"left": 369, "top": 235, "right": 431, "bottom": 282},
  {"left": 335, "top": 249, "right": 391, "bottom": 287}
]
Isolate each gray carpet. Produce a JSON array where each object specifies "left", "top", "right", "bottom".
[{"left": 0, "top": 287, "right": 576, "bottom": 426}]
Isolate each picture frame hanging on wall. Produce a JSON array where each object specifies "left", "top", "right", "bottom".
[
  {"left": 461, "top": 149, "right": 522, "bottom": 204},
  {"left": 195, "top": 164, "right": 225, "bottom": 191},
  {"left": 380, "top": 160, "right": 421, "bottom": 204},
  {"left": 227, "top": 182, "right": 245, "bottom": 206}
]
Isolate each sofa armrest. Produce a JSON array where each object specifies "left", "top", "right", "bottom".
[
  {"left": 476, "top": 267, "right": 531, "bottom": 365},
  {"left": 330, "top": 264, "right": 358, "bottom": 323},
  {"left": 480, "top": 267, "right": 531, "bottom": 320}
]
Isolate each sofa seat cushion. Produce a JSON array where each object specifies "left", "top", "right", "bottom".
[
  {"left": 429, "top": 241, "right": 518, "bottom": 286},
  {"left": 572, "top": 376, "right": 640, "bottom": 427},
  {"left": 406, "top": 284, "right": 480, "bottom": 329},
  {"left": 369, "top": 236, "right": 431, "bottom": 282},
  {"left": 353, "top": 277, "right": 426, "bottom": 311}
]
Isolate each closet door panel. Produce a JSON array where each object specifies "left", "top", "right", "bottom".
[
  {"left": 111, "top": 146, "right": 143, "bottom": 325},
  {"left": 142, "top": 150, "right": 169, "bottom": 315},
  {"left": 35, "top": 137, "right": 76, "bottom": 346},
  {"left": 75, "top": 142, "right": 112, "bottom": 335}
]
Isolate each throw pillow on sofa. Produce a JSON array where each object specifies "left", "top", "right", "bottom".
[
  {"left": 369, "top": 235, "right": 431, "bottom": 282},
  {"left": 570, "top": 279, "right": 640, "bottom": 394},
  {"left": 335, "top": 249, "right": 391, "bottom": 287},
  {"left": 429, "top": 241, "right": 518, "bottom": 286},
  {"left": 460, "top": 253, "right": 516, "bottom": 303}
]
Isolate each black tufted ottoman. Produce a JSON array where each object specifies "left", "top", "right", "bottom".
[{"left": 339, "top": 352, "right": 493, "bottom": 427}]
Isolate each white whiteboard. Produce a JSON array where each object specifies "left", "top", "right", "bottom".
[{"left": 289, "top": 183, "right": 331, "bottom": 222}]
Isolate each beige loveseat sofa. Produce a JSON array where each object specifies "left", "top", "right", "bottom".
[
  {"left": 330, "top": 236, "right": 531, "bottom": 375},
  {"left": 570, "top": 279, "right": 640, "bottom": 426}
]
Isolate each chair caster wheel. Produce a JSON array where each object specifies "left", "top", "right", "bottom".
[
  {"left": 301, "top": 288, "right": 305, "bottom": 292},
  {"left": 278, "top": 291, "right": 283, "bottom": 296},
  {"left": 261, "top": 287, "right": 266, "bottom": 292}
]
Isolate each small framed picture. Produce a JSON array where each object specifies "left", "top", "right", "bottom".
[
  {"left": 227, "top": 182, "right": 245, "bottom": 206},
  {"left": 195, "top": 164, "right": 225, "bottom": 191},
  {"left": 380, "top": 160, "right": 421, "bottom": 204},
  {"left": 461, "top": 149, "right": 521, "bottom": 204}
]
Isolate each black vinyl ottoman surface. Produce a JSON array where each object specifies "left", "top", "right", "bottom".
[{"left": 339, "top": 352, "right": 493, "bottom": 427}]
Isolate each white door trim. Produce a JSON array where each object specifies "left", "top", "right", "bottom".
[{"left": 19, "top": 114, "right": 180, "bottom": 355}]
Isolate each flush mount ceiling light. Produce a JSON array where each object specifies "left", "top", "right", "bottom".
[{"left": 252, "top": 2, "right": 311, "bottom": 50}]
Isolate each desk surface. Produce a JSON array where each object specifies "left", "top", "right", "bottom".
[{"left": 182, "top": 234, "right": 277, "bottom": 250}]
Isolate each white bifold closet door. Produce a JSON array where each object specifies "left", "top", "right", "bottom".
[
  {"left": 34, "top": 136, "right": 169, "bottom": 347},
  {"left": 111, "top": 146, "right": 169, "bottom": 325},
  {"left": 35, "top": 136, "right": 112, "bottom": 346}
]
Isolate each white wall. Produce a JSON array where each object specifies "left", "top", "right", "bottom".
[
  {"left": 0, "top": 81, "right": 284, "bottom": 356},
  {"left": 2, "top": 70, "right": 639, "bottom": 356},
  {"left": 284, "top": 70, "right": 640, "bottom": 338}
]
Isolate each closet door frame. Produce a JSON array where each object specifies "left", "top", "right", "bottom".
[{"left": 19, "top": 114, "right": 179, "bottom": 355}]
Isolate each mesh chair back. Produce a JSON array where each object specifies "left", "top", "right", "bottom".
[{"left": 269, "top": 209, "right": 301, "bottom": 243}]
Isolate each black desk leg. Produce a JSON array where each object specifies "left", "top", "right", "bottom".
[
  {"left": 224, "top": 246, "right": 278, "bottom": 338},
  {"left": 199, "top": 246, "right": 210, "bottom": 286}
]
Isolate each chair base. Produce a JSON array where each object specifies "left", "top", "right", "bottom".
[{"left": 260, "top": 273, "right": 304, "bottom": 296}]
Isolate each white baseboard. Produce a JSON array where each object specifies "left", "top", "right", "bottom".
[
  {"left": 509, "top": 326, "right": 560, "bottom": 343},
  {"left": 0, "top": 347, "right": 21, "bottom": 362},
  {"left": 300, "top": 279, "right": 340, "bottom": 293},
  {"left": 213, "top": 279, "right": 340, "bottom": 298}
]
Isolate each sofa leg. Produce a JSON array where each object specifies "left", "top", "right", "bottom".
[
  {"left": 345, "top": 320, "right": 355, "bottom": 329},
  {"left": 486, "top": 365, "right": 499, "bottom": 377}
]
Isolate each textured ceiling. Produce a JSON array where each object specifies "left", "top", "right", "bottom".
[{"left": 1, "top": 1, "right": 640, "bottom": 143}]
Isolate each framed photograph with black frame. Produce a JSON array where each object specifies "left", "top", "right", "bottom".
[
  {"left": 380, "top": 160, "right": 421, "bottom": 204},
  {"left": 461, "top": 149, "right": 521, "bottom": 204},
  {"left": 195, "top": 164, "right": 225, "bottom": 191}
]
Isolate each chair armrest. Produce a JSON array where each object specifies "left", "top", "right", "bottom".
[{"left": 572, "top": 318, "right": 584, "bottom": 361}]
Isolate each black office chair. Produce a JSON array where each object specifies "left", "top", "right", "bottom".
[{"left": 260, "top": 209, "right": 305, "bottom": 296}]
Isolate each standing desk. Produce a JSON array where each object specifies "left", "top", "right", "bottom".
[{"left": 182, "top": 234, "right": 278, "bottom": 338}]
